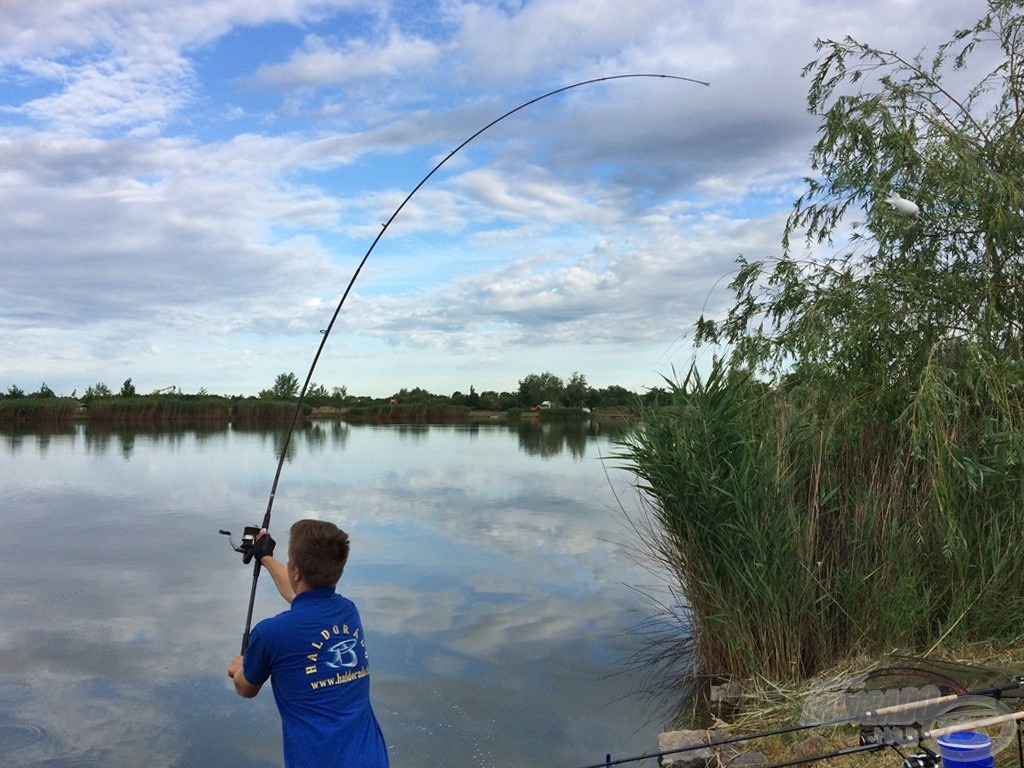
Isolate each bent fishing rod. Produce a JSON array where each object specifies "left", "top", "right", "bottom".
[{"left": 222, "top": 72, "right": 710, "bottom": 652}]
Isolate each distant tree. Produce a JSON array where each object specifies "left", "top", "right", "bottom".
[
  {"left": 394, "top": 387, "right": 438, "bottom": 403},
  {"left": 262, "top": 372, "right": 299, "bottom": 400},
  {"left": 84, "top": 382, "right": 113, "bottom": 401},
  {"left": 562, "top": 372, "right": 588, "bottom": 408},
  {"left": 450, "top": 390, "right": 467, "bottom": 407},
  {"left": 467, "top": 385, "right": 480, "bottom": 409},
  {"left": 330, "top": 385, "right": 348, "bottom": 403},
  {"left": 594, "top": 385, "right": 635, "bottom": 408},
  {"left": 698, "top": 0, "right": 1024, "bottom": 375},
  {"left": 306, "top": 383, "right": 329, "bottom": 404},
  {"left": 119, "top": 378, "right": 136, "bottom": 397},
  {"left": 36, "top": 383, "right": 56, "bottom": 398},
  {"left": 642, "top": 386, "right": 671, "bottom": 407},
  {"left": 5, "top": 384, "right": 25, "bottom": 399},
  {"left": 478, "top": 390, "right": 501, "bottom": 410},
  {"left": 517, "top": 372, "right": 563, "bottom": 407}
]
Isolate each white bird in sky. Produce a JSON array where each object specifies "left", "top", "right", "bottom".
[{"left": 884, "top": 192, "right": 920, "bottom": 216}]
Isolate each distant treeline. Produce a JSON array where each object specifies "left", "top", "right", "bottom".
[
  {"left": 0, "top": 371, "right": 655, "bottom": 427},
  {"left": 0, "top": 395, "right": 635, "bottom": 428}
]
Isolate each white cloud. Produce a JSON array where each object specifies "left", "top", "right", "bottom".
[
  {"left": 251, "top": 29, "right": 441, "bottom": 88},
  {"left": 0, "top": 0, "right": 994, "bottom": 396}
]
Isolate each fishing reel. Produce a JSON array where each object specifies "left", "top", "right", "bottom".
[
  {"left": 861, "top": 732, "right": 938, "bottom": 768},
  {"left": 901, "top": 750, "right": 938, "bottom": 768},
  {"left": 219, "top": 525, "right": 261, "bottom": 563}
]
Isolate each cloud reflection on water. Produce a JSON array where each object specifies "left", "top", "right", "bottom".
[{"left": 1, "top": 422, "right": 665, "bottom": 767}]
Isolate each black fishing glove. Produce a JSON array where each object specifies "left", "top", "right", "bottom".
[{"left": 245, "top": 532, "right": 276, "bottom": 564}]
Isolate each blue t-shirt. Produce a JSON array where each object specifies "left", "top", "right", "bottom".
[{"left": 244, "top": 587, "right": 389, "bottom": 768}]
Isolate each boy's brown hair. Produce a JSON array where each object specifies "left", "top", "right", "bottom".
[{"left": 288, "top": 519, "right": 350, "bottom": 589}]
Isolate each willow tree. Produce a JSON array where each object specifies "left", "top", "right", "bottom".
[
  {"left": 705, "top": 0, "right": 1024, "bottom": 378},
  {"left": 626, "top": 1, "right": 1024, "bottom": 685}
]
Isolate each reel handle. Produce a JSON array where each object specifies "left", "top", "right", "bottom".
[{"left": 219, "top": 525, "right": 262, "bottom": 559}]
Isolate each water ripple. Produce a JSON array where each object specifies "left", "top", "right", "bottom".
[{"left": 0, "top": 722, "right": 44, "bottom": 751}]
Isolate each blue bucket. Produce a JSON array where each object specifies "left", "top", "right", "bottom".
[{"left": 937, "top": 732, "right": 994, "bottom": 768}]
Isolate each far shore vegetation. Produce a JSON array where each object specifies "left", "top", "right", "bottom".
[{"left": 0, "top": 370, "right": 650, "bottom": 427}]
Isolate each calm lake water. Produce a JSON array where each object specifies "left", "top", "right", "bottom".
[{"left": 0, "top": 420, "right": 670, "bottom": 768}]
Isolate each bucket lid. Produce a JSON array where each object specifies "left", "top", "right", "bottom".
[{"left": 937, "top": 731, "right": 992, "bottom": 750}]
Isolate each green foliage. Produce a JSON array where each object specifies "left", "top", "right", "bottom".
[
  {"left": 594, "top": 384, "right": 636, "bottom": 408},
  {"left": 621, "top": 364, "right": 813, "bottom": 680},
  {"left": 0, "top": 396, "right": 79, "bottom": 424},
  {"left": 84, "top": 382, "right": 112, "bottom": 401},
  {"left": 562, "top": 372, "right": 588, "bottom": 408},
  {"left": 2, "top": 370, "right": 634, "bottom": 425},
  {"left": 343, "top": 403, "right": 471, "bottom": 424},
  {"left": 536, "top": 405, "right": 590, "bottom": 421},
  {"left": 86, "top": 394, "right": 233, "bottom": 425},
  {"left": 517, "top": 372, "right": 563, "bottom": 407},
  {"left": 303, "top": 382, "right": 346, "bottom": 408},
  {"left": 260, "top": 372, "right": 300, "bottom": 400},
  {"left": 631, "top": 1, "right": 1024, "bottom": 684},
  {"left": 477, "top": 390, "right": 500, "bottom": 410},
  {"left": 390, "top": 386, "right": 444, "bottom": 404},
  {"left": 233, "top": 397, "right": 301, "bottom": 426},
  {"left": 622, "top": 357, "right": 1024, "bottom": 683},
  {"left": 700, "top": 1, "right": 1024, "bottom": 377}
]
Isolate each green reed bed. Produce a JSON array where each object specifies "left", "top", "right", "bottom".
[
  {"left": 619, "top": 350, "right": 1024, "bottom": 685},
  {"left": 231, "top": 398, "right": 303, "bottom": 427},
  {"left": 0, "top": 397, "right": 81, "bottom": 425},
  {"left": 342, "top": 403, "right": 472, "bottom": 424},
  {"left": 85, "top": 395, "right": 234, "bottom": 425}
]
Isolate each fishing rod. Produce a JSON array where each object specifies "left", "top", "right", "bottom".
[
  {"left": 575, "top": 676, "right": 1024, "bottom": 768},
  {"left": 221, "top": 72, "right": 711, "bottom": 652}
]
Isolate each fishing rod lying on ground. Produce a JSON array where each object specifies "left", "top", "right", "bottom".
[
  {"left": 220, "top": 72, "right": 710, "bottom": 653},
  {"left": 575, "top": 675, "right": 1024, "bottom": 768},
  {"left": 580, "top": 711, "right": 1024, "bottom": 768}
]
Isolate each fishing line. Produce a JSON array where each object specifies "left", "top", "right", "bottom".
[{"left": 235, "top": 72, "right": 711, "bottom": 652}]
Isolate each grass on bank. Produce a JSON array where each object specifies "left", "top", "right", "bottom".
[{"left": 686, "top": 642, "right": 1024, "bottom": 768}]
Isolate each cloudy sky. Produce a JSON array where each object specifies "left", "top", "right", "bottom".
[{"left": 0, "top": 0, "right": 987, "bottom": 398}]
